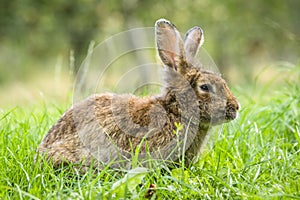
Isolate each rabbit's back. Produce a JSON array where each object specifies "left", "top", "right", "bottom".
[{"left": 38, "top": 93, "right": 182, "bottom": 167}]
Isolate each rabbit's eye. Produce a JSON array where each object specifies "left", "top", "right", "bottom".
[{"left": 200, "top": 84, "right": 213, "bottom": 92}]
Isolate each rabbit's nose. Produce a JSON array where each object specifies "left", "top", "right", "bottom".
[
  {"left": 234, "top": 98, "right": 241, "bottom": 111},
  {"left": 227, "top": 99, "right": 240, "bottom": 111}
]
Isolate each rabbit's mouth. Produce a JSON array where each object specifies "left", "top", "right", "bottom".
[{"left": 200, "top": 108, "right": 237, "bottom": 126}]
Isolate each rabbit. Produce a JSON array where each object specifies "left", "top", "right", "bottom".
[{"left": 37, "top": 19, "right": 239, "bottom": 170}]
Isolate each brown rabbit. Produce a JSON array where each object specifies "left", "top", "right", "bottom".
[{"left": 37, "top": 19, "right": 239, "bottom": 170}]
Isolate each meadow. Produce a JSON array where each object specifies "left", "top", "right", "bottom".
[{"left": 0, "top": 64, "right": 299, "bottom": 199}]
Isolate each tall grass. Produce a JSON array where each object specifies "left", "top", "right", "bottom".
[{"left": 0, "top": 65, "right": 299, "bottom": 199}]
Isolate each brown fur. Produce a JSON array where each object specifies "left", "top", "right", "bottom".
[{"left": 37, "top": 19, "right": 239, "bottom": 170}]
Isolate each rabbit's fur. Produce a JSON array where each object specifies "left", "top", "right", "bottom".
[{"left": 37, "top": 19, "right": 239, "bottom": 170}]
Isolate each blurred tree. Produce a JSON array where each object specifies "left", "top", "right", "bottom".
[{"left": 0, "top": 0, "right": 299, "bottom": 84}]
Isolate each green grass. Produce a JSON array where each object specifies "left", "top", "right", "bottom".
[{"left": 0, "top": 66, "right": 299, "bottom": 199}]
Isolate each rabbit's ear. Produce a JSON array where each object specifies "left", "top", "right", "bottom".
[
  {"left": 184, "top": 26, "right": 204, "bottom": 58},
  {"left": 155, "top": 19, "right": 187, "bottom": 73}
]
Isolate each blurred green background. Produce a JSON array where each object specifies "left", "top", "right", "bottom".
[{"left": 0, "top": 0, "right": 299, "bottom": 107}]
